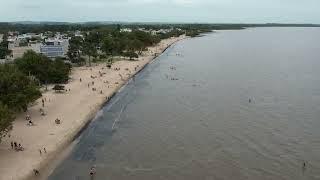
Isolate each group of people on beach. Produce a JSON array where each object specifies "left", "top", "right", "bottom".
[
  {"left": 10, "top": 141, "right": 24, "bottom": 151},
  {"left": 55, "top": 118, "right": 61, "bottom": 124},
  {"left": 39, "top": 147, "right": 47, "bottom": 155}
]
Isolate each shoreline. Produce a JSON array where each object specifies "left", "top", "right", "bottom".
[
  {"left": 70, "top": 35, "right": 186, "bottom": 145},
  {"left": 0, "top": 35, "right": 186, "bottom": 180}
]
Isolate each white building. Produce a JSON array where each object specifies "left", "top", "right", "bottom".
[
  {"left": 74, "top": 30, "right": 83, "bottom": 38},
  {"left": 7, "top": 36, "right": 20, "bottom": 48},
  {"left": 120, "top": 28, "right": 132, "bottom": 33}
]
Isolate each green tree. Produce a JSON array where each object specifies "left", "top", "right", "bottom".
[
  {"left": 49, "top": 58, "right": 72, "bottom": 83},
  {"left": 83, "top": 33, "right": 99, "bottom": 66},
  {"left": 67, "top": 36, "right": 83, "bottom": 64},
  {"left": 0, "top": 47, "right": 11, "bottom": 59},
  {"left": 101, "top": 36, "right": 114, "bottom": 56},
  {"left": 0, "top": 64, "right": 41, "bottom": 141},
  {"left": 15, "top": 50, "right": 71, "bottom": 84},
  {"left": 0, "top": 103, "right": 14, "bottom": 142},
  {"left": 0, "top": 64, "right": 41, "bottom": 112},
  {"left": 0, "top": 34, "right": 11, "bottom": 59},
  {"left": 130, "top": 39, "right": 144, "bottom": 54},
  {"left": 83, "top": 41, "right": 97, "bottom": 66}
]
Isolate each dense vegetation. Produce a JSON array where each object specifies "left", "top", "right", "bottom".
[
  {"left": 68, "top": 28, "right": 161, "bottom": 64},
  {"left": 0, "top": 102, "right": 14, "bottom": 142},
  {"left": 15, "top": 51, "right": 71, "bottom": 84},
  {"left": 0, "top": 22, "right": 102, "bottom": 34},
  {"left": 0, "top": 64, "right": 41, "bottom": 141}
]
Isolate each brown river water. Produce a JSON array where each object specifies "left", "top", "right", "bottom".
[{"left": 48, "top": 27, "right": 320, "bottom": 180}]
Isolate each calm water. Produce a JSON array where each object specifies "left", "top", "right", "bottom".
[{"left": 48, "top": 28, "right": 320, "bottom": 180}]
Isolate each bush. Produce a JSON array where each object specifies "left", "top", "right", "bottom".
[{"left": 123, "top": 51, "right": 138, "bottom": 60}]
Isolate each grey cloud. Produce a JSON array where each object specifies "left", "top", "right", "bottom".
[{"left": 0, "top": 0, "right": 319, "bottom": 23}]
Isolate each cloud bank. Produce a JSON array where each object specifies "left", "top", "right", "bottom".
[{"left": 1, "top": 0, "right": 319, "bottom": 23}]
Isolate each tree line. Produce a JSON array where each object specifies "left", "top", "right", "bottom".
[{"left": 68, "top": 28, "right": 163, "bottom": 64}]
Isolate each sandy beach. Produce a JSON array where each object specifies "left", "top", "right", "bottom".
[{"left": 0, "top": 35, "right": 186, "bottom": 180}]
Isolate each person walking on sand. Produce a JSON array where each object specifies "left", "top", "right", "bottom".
[
  {"left": 10, "top": 141, "right": 14, "bottom": 149},
  {"left": 33, "top": 169, "right": 40, "bottom": 176},
  {"left": 28, "top": 120, "right": 33, "bottom": 126},
  {"left": 26, "top": 114, "right": 31, "bottom": 121},
  {"left": 18, "top": 144, "right": 24, "bottom": 151}
]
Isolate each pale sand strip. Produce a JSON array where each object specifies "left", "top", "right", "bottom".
[{"left": 0, "top": 35, "right": 186, "bottom": 180}]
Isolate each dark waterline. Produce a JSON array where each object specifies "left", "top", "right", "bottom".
[{"left": 48, "top": 27, "right": 320, "bottom": 180}]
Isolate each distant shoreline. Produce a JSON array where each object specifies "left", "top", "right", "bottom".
[{"left": 1, "top": 21, "right": 320, "bottom": 27}]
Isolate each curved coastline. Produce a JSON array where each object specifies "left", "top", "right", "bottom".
[
  {"left": 39, "top": 35, "right": 186, "bottom": 180},
  {"left": 0, "top": 35, "right": 186, "bottom": 180},
  {"left": 72, "top": 38, "right": 186, "bottom": 144}
]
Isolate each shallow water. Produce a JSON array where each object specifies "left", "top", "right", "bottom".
[{"left": 48, "top": 27, "right": 320, "bottom": 180}]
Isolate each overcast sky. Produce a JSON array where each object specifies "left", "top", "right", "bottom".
[{"left": 1, "top": 0, "right": 319, "bottom": 23}]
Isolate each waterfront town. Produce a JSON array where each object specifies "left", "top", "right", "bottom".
[{"left": 0, "top": 27, "right": 183, "bottom": 63}]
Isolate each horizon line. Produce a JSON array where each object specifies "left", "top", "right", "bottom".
[{"left": 0, "top": 21, "right": 320, "bottom": 25}]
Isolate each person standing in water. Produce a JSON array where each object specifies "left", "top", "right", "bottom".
[
  {"left": 90, "top": 166, "right": 96, "bottom": 179},
  {"left": 302, "top": 161, "right": 307, "bottom": 175}
]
